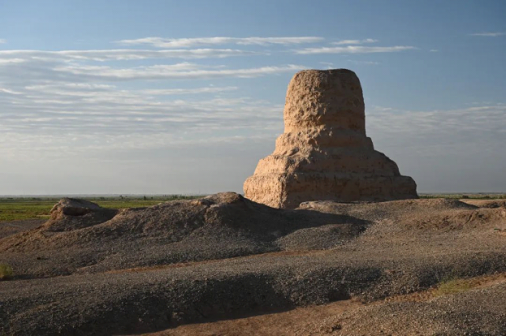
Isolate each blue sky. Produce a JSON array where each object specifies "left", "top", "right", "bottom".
[{"left": 0, "top": 0, "right": 505, "bottom": 195}]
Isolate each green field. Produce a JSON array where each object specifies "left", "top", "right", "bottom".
[
  {"left": 0, "top": 195, "right": 201, "bottom": 222},
  {"left": 419, "top": 193, "right": 506, "bottom": 199}
]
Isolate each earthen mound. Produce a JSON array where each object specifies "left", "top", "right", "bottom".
[
  {"left": 301, "top": 198, "right": 506, "bottom": 233},
  {"left": 0, "top": 193, "right": 367, "bottom": 277},
  {"left": 45, "top": 198, "right": 117, "bottom": 231},
  {"left": 461, "top": 199, "right": 506, "bottom": 208},
  {"left": 50, "top": 198, "right": 103, "bottom": 218},
  {"left": 244, "top": 69, "right": 418, "bottom": 208}
]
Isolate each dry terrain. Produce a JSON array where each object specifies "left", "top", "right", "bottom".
[
  {"left": 144, "top": 273, "right": 506, "bottom": 336},
  {"left": 1, "top": 193, "right": 506, "bottom": 335}
]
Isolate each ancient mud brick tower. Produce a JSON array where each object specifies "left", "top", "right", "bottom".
[{"left": 244, "top": 69, "right": 418, "bottom": 209}]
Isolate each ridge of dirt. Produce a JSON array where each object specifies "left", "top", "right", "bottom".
[{"left": 461, "top": 199, "right": 506, "bottom": 208}]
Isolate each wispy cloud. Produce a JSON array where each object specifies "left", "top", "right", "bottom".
[
  {"left": 0, "top": 48, "right": 258, "bottom": 61},
  {"left": 470, "top": 32, "right": 506, "bottom": 37},
  {"left": 368, "top": 104, "right": 506, "bottom": 156},
  {"left": 296, "top": 45, "right": 416, "bottom": 55},
  {"left": 347, "top": 60, "right": 379, "bottom": 65},
  {"left": 331, "top": 38, "right": 378, "bottom": 45},
  {"left": 140, "top": 86, "right": 238, "bottom": 95},
  {"left": 0, "top": 81, "right": 285, "bottom": 161},
  {"left": 430, "top": 49, "right": 439, "bottom": 52},
  {"left": 0, "top": 36, "right": 312, "bottom": 165},
  {"left": 0, "top": 92, "right": 283, "bottom": 137},
  {"left": 54, "top": 63, "right": 305, "bottom": 80},
  {"left": 0, "top": 34, "right": 418, "bottom": 170},
  {"left": 0, "top": 47, "right": 305, "bottom": 87},
  {"left": 319, "top": 61, "right": 335, "bottom": 69},
  {"left": 0, "top": 39, "right": 6, "bottom": 44},
  {"left": 0, "top": 87, "right": 21, "bottom": 94},
  {"left": 0, "top": 41, "right": 296, "bottom": 162},
  {"left": 0, "top": 58, "right": 25, "bottom": 64},
  {"left": 24, "top": 83, "right": 238, "bottom": 97},
  {"left": 116, "top": 36, "right": 324, "bottom": 48}
]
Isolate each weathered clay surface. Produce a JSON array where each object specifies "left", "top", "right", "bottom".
[
  {"left": 244, "top": 69, "right": 418, "bottom": 208},
  {"left": 50, "top": 198, "right": 103, "bottom": 219},
  {"left": 46, "top": 198, "right": 117, "bottom": 231}
]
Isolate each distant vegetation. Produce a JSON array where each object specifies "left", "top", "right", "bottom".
[
  {"left": 0, "top": 263, "right": 14, "bottom": 280},
  {"left": 0, "top": 195, "right": 202, "bottom": 222},
  {"left": 434, "top": 277, "right": 473, "bottom": 296},
  {"left": 1, "top": 193, "right": 504, "bottom": 223},
  {"left": 420, "top": 193, "right": 506, "bottom": 199}
]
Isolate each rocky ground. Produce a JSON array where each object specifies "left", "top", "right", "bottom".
[
  {"left": 0, "top": 218, "right": 45, "bottom": 239},
  {"left": 144, "top": 273, "right": 506, "bottom": 336},
  {"left": 1, "top": 193, "right": 505, "bottom": 335}
]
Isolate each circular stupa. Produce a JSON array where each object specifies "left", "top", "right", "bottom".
[{"left": 243, "top": 69, "right": 418, "bottom": 209}]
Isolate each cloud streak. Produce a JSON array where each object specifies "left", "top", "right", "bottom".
[
  {"left": 296, "top": 45, "right": 416, "bottom": 54},
  {"left": 0, "top": 35, "right": 422, "bottom": 170},
  {"left": 368, "top": 104, "right": 506, "bottom": 156},
  {"left": 470, "top": 32, "right": 506, "bottom": 37},
  {"left": 116, "top": 36, "right": 324, "bottom": 48},
  {"left": 331, "top": 38, "right": 378, "bottom": 45},
  {"left": 347, "top": 60, "right": 379, "bottom": 65},
  {"left": 0, "top": 81, "right": 285, "bottom": 161},
  {"left": 0, "top": 48, "right": 307, "bottom": 88},
  {"left": 0, "top": 48, "right": 259, "bottom": 61},
  {"left": 24, "top": 83, "right": 238, "bottom": 97},
  {"left": 54, "top": 63, "right": 305, "bottom": 80}
]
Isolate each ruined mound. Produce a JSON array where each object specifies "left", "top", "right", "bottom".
[
  {"left": 0, "top": 193, "right": 367, "bottom": 278},
  {"left": 300, "top": 198, "right": 506, "bottom": 234},
  {"left": 45, "top": 198, "right": 117, "bottom": 231},
  {"left": 461, "top": 199, "right": 506, "bottom": 208},
  {"left": 299, "top": 198, "right": 478, "bottom": 222},
  {"left": 244, "top": 69, "right": 418, "bottom": 209}
]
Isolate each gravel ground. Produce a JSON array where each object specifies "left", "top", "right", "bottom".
[
  {"left": 144, "top": 275, "right": 506, "bottom": 336},
  {"left": 0, "top": 218, "right": 45, "bottom": 239},
  {"left": 336, "top": 282, "right": 506, "bottom": 335},
  {"left": 1, "top": 193, "right": 505, "bottom": 335}
]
